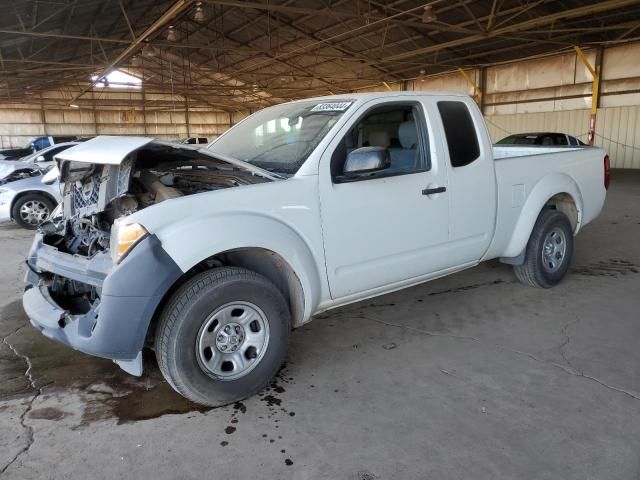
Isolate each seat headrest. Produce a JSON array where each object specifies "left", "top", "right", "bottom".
[
  {"left": 399, "top": 121, "right": 418, "bottom": 149},
  {"left": 368, "top": 130, "right": 390, "bottom": 148}
]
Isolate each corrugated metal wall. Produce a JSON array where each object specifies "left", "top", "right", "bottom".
[
  {"left": 1, "top": 42, "right": 639, "bottom": 167},
  {"left": 596, "top": 106, "right": 640, "bottom": 169},
  {"left": 0, "top": 100, "right": 247, "bottom": 149},
  {"left": 484, "top": 109, "right": 591, "bottom": 141},
  {"left": 360, "top": 42, "right": 640, "bottom": 169},
  {"left": 484, "top": 107, "right": 640, "bottom": 169}
]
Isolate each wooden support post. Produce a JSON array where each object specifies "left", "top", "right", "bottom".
[
  {"left": 574, "top": 46, "right": 602, "bottom": 145},
  {"left": 91, "top": 91, "right": 98, "bottom": 136},
  {"left": 185, "top": 94, "right": 190, "bottom": 137},
  {"left": 478, "top": 67, "right": 486, "bottom": 115},
  {"left": 458, "top": 67, "right": 482, "bottom": 106},
  {"left": 140, "top": 60, "right": 148, "bottom": 136},
  {"left": 39, "top": 93, "right": 48, "bottom": 136}
]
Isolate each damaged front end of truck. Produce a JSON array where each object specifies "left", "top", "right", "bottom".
[{"left": 23, "top": 136, "right": 272, "bottom": 374}]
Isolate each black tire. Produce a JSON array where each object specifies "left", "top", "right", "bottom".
[
  {"left": 155, "top": 267, "right": 291, "bottom": 406},
  {"left": 514, "top": 209, "right": 574, "bottom": 288},
  {"left": 11, "top": 193, "right": 55, "bottom": 230}
]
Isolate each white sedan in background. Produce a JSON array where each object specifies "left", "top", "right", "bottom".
[{"left": 0, "top": 142, "right": 77, "bottom": 229}]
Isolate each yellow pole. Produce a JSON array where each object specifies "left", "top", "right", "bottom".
[
  {"left": 458, "top": 67, "right": 482, "bottom": 105},
  {"left": 574, "top": 46, "right": 600, "bottom": 144}
]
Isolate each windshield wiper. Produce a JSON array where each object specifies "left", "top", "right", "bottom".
[{"left": 260, "top": 167, "right": 287, "bottom": 179}]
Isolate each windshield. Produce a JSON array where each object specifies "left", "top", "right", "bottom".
[
  {"left": 496, "top": 134, "right": 540, "bottom": 145},
  {"left": 208, "top": 99, "right": 353, "bottom": 175}
]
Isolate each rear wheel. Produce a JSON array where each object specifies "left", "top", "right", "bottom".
[
  {"left": 155, "top": 267, "right": 290, "bottom": 406},
  {"left": 12, "top": 193, "right": 55, "bottom": 230},
  {"left": 514, "top": 209, "right": 574, "bottom": 288}
]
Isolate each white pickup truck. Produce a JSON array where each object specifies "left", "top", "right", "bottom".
[{"left": 23, "top": 92, "right": 608, "bottom": 406}]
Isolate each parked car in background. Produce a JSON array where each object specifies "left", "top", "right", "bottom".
[
  {"left": 0, "top": 142, "right": 79, "bottom": 185},
  {"left": 0, "top": 135, "right": 79, "bottom": 160},
  {"left": 496, "top": 132, "right": 586, "bottom": 146},
  {"left": 0, "top": 142, "right": 78, "bottom": 229},
  {"left": 0, "top": 175, "right": 62, "bottom": 229},
  {"left": 23, "top": 92, "right": 608, "bottom": 406},
  {"left": 181, "top": 137, "right": 209, "bottom": 145}
]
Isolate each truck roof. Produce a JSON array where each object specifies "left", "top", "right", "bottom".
[{"left": 288, "top": 90, "right": 471, "bottom": 104}]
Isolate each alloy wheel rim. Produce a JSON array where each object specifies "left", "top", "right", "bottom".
[
  {"left": 196, "top": 301, "right": 270, "bottom": 381},
  {"left": 19, "top": 200, "right": 50, "bottom": 225}
]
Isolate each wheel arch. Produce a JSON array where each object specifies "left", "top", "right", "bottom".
[
  {"left": 10, "top": 189, "right": 58, "bottom": 219},
  {"left": 212, "top": 247, "right": 306, "bottom": 329},
  {"left": 145, "top": 247, "right": 308, "bottom": 349},
  {"left": 503, "top": 173, "right": 583, "bottom": 258},
  {"left": 143, "top": 213, "right": 325, "bottom": 346}
]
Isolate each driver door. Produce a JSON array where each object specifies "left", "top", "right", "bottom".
[{"left": 319, "top": 98, "right": 452, "bottom": 300}]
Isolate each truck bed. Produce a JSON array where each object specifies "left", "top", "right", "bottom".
[
  {"left": 492, "top": 145, "right": 582, "bottom": 159},
  {"left": 484, "top": 145, "right": 607, "bottom": 260}
]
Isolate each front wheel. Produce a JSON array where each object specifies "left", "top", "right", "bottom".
[
  {"left": 12, "top": 193, "right": 55, "bottom": 230},
  {"left": 155, "top": 267, "right": 290, "bottom": 406},
  {"left": 514, "top": 209, "right": 574, "bottom": 288}
]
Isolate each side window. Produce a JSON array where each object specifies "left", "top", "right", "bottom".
[
  {"left": 437, "top": 101, "right": 480, "bottom": 168},
  {"left": 54, "top": 136, "right": 76, "bottom": 143},
  {"left": 331, "top": 103, "right": 429, "bottom": 181},
  {"left": 568, "top": 136, "right": 578, "bottom": 146},
  {"left": 42, "top": 146, "right": 67, "bottom": 162},
  {"left": 540, "top": 135, "right": 554, "bottom": 146}
]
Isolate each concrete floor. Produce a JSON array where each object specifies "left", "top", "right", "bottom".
[{"left": 1, "top": 171, "right": 639, "bottom": 480}]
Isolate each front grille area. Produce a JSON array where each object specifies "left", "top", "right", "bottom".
[{"left": 70, "top": 174, "right": 101, "bottom": 213}]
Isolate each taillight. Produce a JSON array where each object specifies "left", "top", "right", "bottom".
[{"left": 604, "top": 155, "right": 610, "bottom": 190}]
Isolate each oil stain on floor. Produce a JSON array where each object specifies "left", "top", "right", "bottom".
[
  {"left": 2, "top": 299, "right": 301, "bottom": 467},
  {"left": 571, "top": 259, "right": 638, "bottom": 276},
  {"left": 1, "top": 300, "right": 296, "bottom": 427},
  {"left": 0, "top": 300, "right": 211, "bottom": 425}
]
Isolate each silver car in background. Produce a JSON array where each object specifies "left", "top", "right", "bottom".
[{"left": 0, "top": 142, "right": 78, "bottom": 229}]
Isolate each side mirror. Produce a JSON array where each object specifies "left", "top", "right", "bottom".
[
  {"left": 35, "top": 155, "right": 46, "bottom": 162},
  {"left": 42, "top": 165, "right": 60, "bottom": 185},
  {"left": 339, "top": 147, "right": 390, "bottom": 180}
]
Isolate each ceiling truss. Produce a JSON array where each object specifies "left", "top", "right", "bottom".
[{"left": 0, "top": 0, "right": 639, "bottom": 111}]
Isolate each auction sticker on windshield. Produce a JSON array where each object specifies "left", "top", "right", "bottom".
[{"left": 310, "top": 102, "right": 352, "bottom": 112}]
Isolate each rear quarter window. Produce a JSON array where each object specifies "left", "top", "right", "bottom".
[{"left": 437, "top": 101, "right": 480, "bottom": 168}]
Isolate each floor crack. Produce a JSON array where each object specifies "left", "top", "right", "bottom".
[
  {"left": 353, "top": 314, "right": 640, "bottom": 402},
  {"left": 1, "top": 326, "right": 41, "bottom": 475},
  {"left": 558, "top": 317, "right": 581, "bottom": 374}
]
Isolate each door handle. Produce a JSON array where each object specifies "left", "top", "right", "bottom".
[{"left": 422, "top": 186, "right": 446, "bottom": 195}]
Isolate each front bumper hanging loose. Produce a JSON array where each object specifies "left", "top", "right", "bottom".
[{"left": 23, "top": 232, "right": 183, "bottom": 375}]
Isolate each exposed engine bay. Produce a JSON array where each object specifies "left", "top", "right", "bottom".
[{"left": 42, "top": 142, "right": 268, "bottom": 257}]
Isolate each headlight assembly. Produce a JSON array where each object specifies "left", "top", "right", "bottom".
[{"left": 110, "top": 221, "right": 148, "bottom": 263}]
